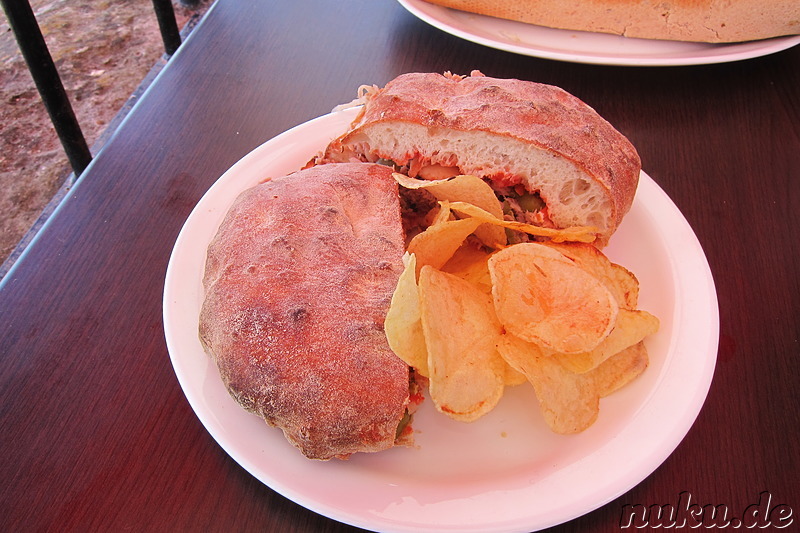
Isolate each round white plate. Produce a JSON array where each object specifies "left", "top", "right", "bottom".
[
  {"left": 398, "top": 0, "right": 800, "bottom": 66},
  {"left": 163, "top": 107, "right": 719, "bottom": 532}
]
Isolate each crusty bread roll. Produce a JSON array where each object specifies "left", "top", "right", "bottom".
[
  {"left": 199, "top": 163, "right": 410, "bottom": 460},
  {"left": 423, "top": 0, "right": 800, "bottom": 43},
  {"left": 314, "top": 71, "right": 640, "bottom": 246}
]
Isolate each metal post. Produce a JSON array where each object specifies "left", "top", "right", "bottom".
[
  {"left": 151, "top": 0, "right": 182, "bottom": 56},
  {"left": 1, "top": 0, "right": 92, "bottom": 176}
]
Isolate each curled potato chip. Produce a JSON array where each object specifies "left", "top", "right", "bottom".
[
  {"left": 503, "top": 363, "right": 528, "bottom": 387},
  {"left": 591, "top": 341, "right": 649, "bottom": 398},
  {"left": 550, "top": 308, "right": 660, "bottom": 373},
  {"left": 489, "top": 243, "right": 619, "bottom": 354},
  {"left": 448, "top": 201, "right": 597, "bottom": 244},
  {"left": 543, "top": 242, "right": 639, "bottom": 308},
  {"left": 497, "top": 334, "right": 599, "bottom": 434},
  {"left": 384, "top": 254, "right": 429, "bottom": 376},
  {"left": 610, "top": 264, "right": 640, "bottom": 309},
  {"left": 393, "top": 173, "right": 502, "bottom": 216},
  {"left": 418, "top": 266, "right": 505, "bottom": 422},
  {"left": 441, "top": 243, "right": 495, "bottom": 294},
  {"left": 430, "top": 201, "right": 453, "bottom": 226},
  {"left": 407, "top": 218, "right": 482, "bottom": 275},
  {"left": 394, "top": 173, "right": 507, "bottom": 247}
]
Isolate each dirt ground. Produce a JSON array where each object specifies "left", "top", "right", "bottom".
[{"left": 0, "top": 0, "right": 213, "bottom": 267}]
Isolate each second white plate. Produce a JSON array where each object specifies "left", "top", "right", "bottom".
[{"left": 398, "top": 0, "right": 800, "bottom": 66}]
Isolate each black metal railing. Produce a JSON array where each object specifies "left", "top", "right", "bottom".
[{"left": 0, "top": 0, "right": 186, "bottom": 177}]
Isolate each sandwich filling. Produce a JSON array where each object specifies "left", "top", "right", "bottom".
[{"left": 371, "top": 156, "right": 556, "bottom": 245}]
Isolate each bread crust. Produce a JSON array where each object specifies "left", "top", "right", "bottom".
[
  {"left": 423, "top": 0, "right": 800, "bottom": 43},
  {"left": 199, "top": 163, "right": 409, "bottom": 460},
  {"left": 319, "top": 72, "right": 640, "bottom": 245}
]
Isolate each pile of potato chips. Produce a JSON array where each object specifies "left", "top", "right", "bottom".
[{"left": 385, "top": 174, "right": 659, "bottom": 434}]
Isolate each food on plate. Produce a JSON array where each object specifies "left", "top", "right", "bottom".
[
  {"left": 542, "top": 241, "right": 640, "bottom": 310},
  {"left": 421, "top": 0, "right": 800, "bottom": 43},
  {"left": 447, "top": 201, "right": 597, "bottom": 244},
  {"left": 419, "top": 265, "right": 506, "bottom": 421},
  {"left": 408, "top": 217, "right": 483, "bottom": 273},
  {"left": 198, "top": 162, "right": 418, "bottom": 460},
  {"left": 200, "top": 72, "right": 660, "bottom": 458},
  {"left": 498, "top": 333, "right": 599, "bottom": 434},
  {"left": 310, "top": 70, "right": 641, "bottom": 246},
  {"left": 497, "top": 335, "right": 649, "bottom": 434},
  {"left": 548, "top": 309, "right": 660, "bottom": 374},
  {"left": 393, "top": 173, "right": 507, "bottom": 247},
  {"left": 488, "top": 243, "right": 620, "bottom": 354},
  {"left": 383, "top": 186, "right": 660, "bottom": 432},
  {"left": 385, "top": 253, "right": 429, "bottom": 376}
]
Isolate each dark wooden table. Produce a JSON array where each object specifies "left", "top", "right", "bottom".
[{"left": 2, "top": 1, "right": 798, "bottom": 531}]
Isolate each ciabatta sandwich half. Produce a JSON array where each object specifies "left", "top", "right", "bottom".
[
  {"left": 199, "top": 162, "right": 415, "bottom": 460},
  {"left": 311, "top": 71, "right": 641, "bottom": 247}
]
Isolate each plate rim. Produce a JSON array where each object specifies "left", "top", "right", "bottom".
[
  {"left": 397, "top": 0, "right": 800, "bottom": 66},
  {"left": 163, "top": 107, "right": 719, "bottom": 532}
]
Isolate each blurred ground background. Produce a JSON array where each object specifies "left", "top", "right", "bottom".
[{"left": 1, "top": 0, "right": 213, "bottom": 267}]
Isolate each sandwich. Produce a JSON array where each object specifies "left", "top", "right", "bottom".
[
  {"left": 420, "top": 0, "right": 800, "bottom": 43},
  {"left": 310, "top": 71, "right": 641, "bottom": 247},
  {"left": 199, "top": 162, "right": 415, "bottom": 460},
  {"left": 200, "top": 72, "right": 646, "bottom": 460}
]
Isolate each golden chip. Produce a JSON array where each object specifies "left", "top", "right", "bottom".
[
  {"left": 503, "top": 363, "right": 528, "bottom": 387},
  {"left": 440, "top": 243, "right": 494, "bottom": 294},
  {"left": 591, "top": 341, "right": 650, "bottom": 398},
  {"left": 429, "top": 200, "right": 453, "bottom": 226},
  {"left": 418, "top": 266, "right": 506, "bottom": 422},
  {"left": 488, "top": 243, "right": 619, "bottom": 354},
  {"left": 549, "top": 308, "right": 660, "bottom": 373},
  {"left": 610, "top": 264, "right": 640, "bottom": 309},
  {"left": 407, "top": 218, "right": 482, "bottom": 275},
  {"left": 497, "top": 334, "right": 599, "bottom": 434},
  {"left": 393, "top": 173, "right": 507, "bottom": 247},
  {"left": 384, "top": 253, "right": 429, "bottom": 376},
  {"left": 448, "top": 201, "right": 597, "bottom": 244},
  {"left": 543, "top": 242, "right": 639, "bottom": 308}
]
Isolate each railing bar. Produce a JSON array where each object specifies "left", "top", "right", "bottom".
[
  {"left": 0, "top": 0, "right": 93, "bottom": 176},
  {"left": 151, "top": 0, "right": 182, "bottom": 55}
]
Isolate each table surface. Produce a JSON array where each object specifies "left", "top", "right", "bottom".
[{"left": 2, "top": 1, "right": 798, "bottom": 531}]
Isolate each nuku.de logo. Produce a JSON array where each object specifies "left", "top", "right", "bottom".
[{"left": 619, "top": 491, "right": 793, "bottom": 529}]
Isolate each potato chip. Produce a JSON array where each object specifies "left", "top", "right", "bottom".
[
  {"left": 543, "top": 242, "right": 639, "bottom": 308},
  {"left": 503, "top": 363, "right": 528, "bottom": 387},
  {"left": 418, "top": 266, "right": 505, "bottom": 422},
  {"left": 610, "top": 264, "right": 640, "bottom": 309},
  {"left": 384, "top": 254, "right": 429, "bottom": 376},
  {"left": 590, "top": 341, "right": 649, "bottom": 398},
  {"left": 497, "top": 334, "right": 599, "bottom": 434},
  {"left": 488, "top": 243, "right": 619, "bottom": 354},
  {"left": 440, "top": 243, "right": 494, "bottom": 294},
  {"left": 448, "top": 201, "right": 597, "bottom": 244},
  {"left": 429, "top": 200, "right": 453, "bottom": 226},
  {"left": 394, "top": 173, "right": 507, "bottom": 247},
  {"left": 407, "top": 218, "right": 482, "bottom": 275},
  {"left": 393, "top": 173, "right": 502, "bottom": 216},
  {"left": 549, "top": 309, "right": 660, "bottom": 373}
]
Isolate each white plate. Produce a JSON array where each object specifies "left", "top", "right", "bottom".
[
  {"left": 163, "top": 107, "right": 719, "bottom": 532},
  {"left": 398, "top": 0, "right": 800, "bottom": 66}
]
